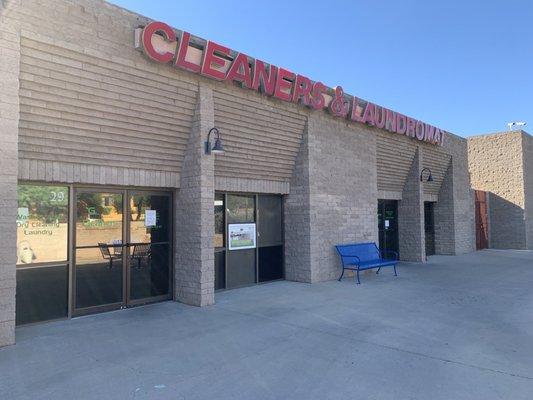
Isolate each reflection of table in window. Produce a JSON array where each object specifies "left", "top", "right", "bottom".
[
  {"left": 131, "top": 244, "right": 151, "bottom": 269},
  {"left": 98, "top": 243, "right": 121, "bottom": 269},
  {"left": 112, "top": 239, "right": 122, "bottom": 256}
]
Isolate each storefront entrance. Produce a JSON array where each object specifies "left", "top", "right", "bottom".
[
  {"left": 378, "top": 200, "right": 399, "bottom": 256},
  {"left": 424, "top": 202, "right": 436, "bottom": 256},
  {"left": 474, "top": 190, "right": 489, "bottom": 250},
  {"left": 73, "top": 189, "right": 172, "bottom": 316},
  {"left": 214, "top": 193, "right": 284, "bottom": 290}
]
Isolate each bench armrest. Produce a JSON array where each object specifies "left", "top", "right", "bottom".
[{"left": 380, "top": 250, "right": 398, "bottom": 261}]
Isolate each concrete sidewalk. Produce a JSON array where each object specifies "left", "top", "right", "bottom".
[{"left": 1, "top": 250, "right": 532, "bottom": 399}]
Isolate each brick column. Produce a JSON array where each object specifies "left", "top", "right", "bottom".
[
  {"left": 284, "top": 122, "right": 312, "bottom": 283},
  {"left": 398, "top": 148, "right": 426, "bottom": 262},
  {"left": 434, "top": 162, "right": 455, "bottom": 254},
  {"left": 285, "top": 114, "right": 377, "bottom": 282},
  {"left": 174, "top": 84, "right": 215, "bottom": 307},
  {"left": 0, "top": 1, "right": 20, "bottom": 346},
  {"left": 435, "top": 134, "right": 475, "bottom": 254}
]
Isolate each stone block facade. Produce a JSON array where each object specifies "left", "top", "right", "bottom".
[
  {"left": 398, "top": 149, "right": 425, "bottom": 261},
  {"left": 0, "top": 0, "right": 20, "bottom": 347},
  {"left": 0, "top": 0, "right": 476, "bottom": 346},
  {"left": 174, "top": 84, "right": 215, "bottom": 307},
  {"left": 285, "top": 115, "right": 378, "bottom": 283},
  {"left": 436, "top": 134, "right": 475, "bottom": 254},
  {"left": 468, "top": 131, "right": 532, "bottom": 249},
  {"left": 523, "top": 134, "right": 533, "bottom": 249}
]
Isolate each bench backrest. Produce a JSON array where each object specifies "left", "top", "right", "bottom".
[{"left": 335, "top": 242, "right": 380, "bottom": 266}]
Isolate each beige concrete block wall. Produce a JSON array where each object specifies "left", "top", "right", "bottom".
[
  {"left": 7, "top": 0, "right": 464, "bottom": 200},
  {"left": 522, "top": 133, "right": 533, "bottom": 249},
  {"left": 0, "top": 0, "right": 20, "bottom": 347},
  {"left": 441, "top": 133, "right": 475, "bottom": 254},
  {"left": 285, "top": 114, "right": 378, "bottom": 283},
  {"left": 14, "top": 0, "right": 197, "bottom": 187},
  {"left": 468, "top": 132, "right": 527, "bottom": 249},
  {"left": 398, "top": 149, "right": 425, "bottom": 261},
  {"left": 174, "top": 84, "right": 215, "bottom": 306},
  {"left": 0, "top": 0, "right": 475, "bottom": 346},
  {"left": 284, "top": 125, "right": 312, "bottom": 282}
]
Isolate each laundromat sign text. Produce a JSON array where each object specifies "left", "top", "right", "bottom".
[{"left": 135, "top": 22, "right": 445, "bottom": 146}]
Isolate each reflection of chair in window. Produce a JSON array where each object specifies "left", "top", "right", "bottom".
[
  {"left": 131, "top": 244, "right": 151, "bottom": 269},
  {"left": 98, "top": 242, "right": 121, "bottom": 269},
  {"left": 112, "top": 240, "right": 123, "bottom": 257}
]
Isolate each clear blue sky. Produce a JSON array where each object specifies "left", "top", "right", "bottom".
[{"left": 109, "top": 0, "right": 532, "bottom": 137}]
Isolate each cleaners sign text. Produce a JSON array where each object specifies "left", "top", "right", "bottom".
[{"left": 135, "top": 21, "right": 445, "bottom": 146}]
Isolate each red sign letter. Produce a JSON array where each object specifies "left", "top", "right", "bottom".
[
  {"left": 141, "top": 22, "right": 176, "bottom": 63},
  {"left": 415, "top": 121, "right": 425, "bottom": 140},
  {"left": 273, "top": 67, "right": 295, "bottom": 102},
  {"left": 175, "top": 31, "right": 200, "bottom": 73},
  {"left": 406, "top": 117, "right": 416, "bottom": 138},
  {"left": 201, "top": 41, "right": 230, "bottom": 80},
  {"left": 350, "top": 97, "right": 364, "bottom": 122},
  {"left": 226, "top": 53, "right": 253, "bottom": 88},
  {"left": 385, "top": 109, "right": 397, "bottom": 132},
  {"left": 362, "top": 102, "right": 376, "bottom": 125},
  {"left": 374, "top": 106, "right": 386, "bottom": 129},
  {"left": 424, "top": 124, "right": 435, "bottom": 143},
  {"left": 396, "top": 114, "right": 407, "bottom": 135},
  {"left": 252, "top": 60, "right": 277, "bottom": 95},
  {"left": 310, "top": 82, "right": 327, "bottom": 110},
  {"left": 292, "top": 75, "right": 312, "bottom": 105}
]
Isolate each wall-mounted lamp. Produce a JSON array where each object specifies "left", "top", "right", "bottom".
[
  {"left": 205, "top": 127, "right": 224, "bottom": 155},
  {"left": 420, "top": 167, "right": 433, "bottom": 182}
]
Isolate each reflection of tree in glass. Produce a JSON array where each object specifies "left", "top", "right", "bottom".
[
  {"left": 215, "top": 206, "right": 224, "bottom": 234},
  {"left": 76, "top": 193, "right": 124, "bottom": 221},
  {"left": 18, "top": 185, "right": 68, "bottom": 223},
  {"left": 227, "top": 195, "right": 254, "bottom": 223},
  {"left": 77, "top": 193, "right": 105, "bottom": 221},
  {"left": 131, "top": 195, "right": 151, "bottom": 221}
]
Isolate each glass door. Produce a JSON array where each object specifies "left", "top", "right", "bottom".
[
  {"left": 226, "top": 194, "right": 257, "bottom": 288},
  {"left": 73, "top": 188, "right": 172, "bottom": 315},
  {"left": 128, "top": 191, "right": 172, "bottom": 303},
  {"left": 215, "top": 193, "right": 284, "bottom": 290},
  {"left": 378, "top": 200, "right": 399, "bottom": 256},
  {"left": 74, "top": 190, "right": 125, "bottom": 314},
  {"left": 424, "top": 202, "right": 436, "bottom": 256},
  {"left": 257, "top": 195, "right": 283, "bottom": 282}
]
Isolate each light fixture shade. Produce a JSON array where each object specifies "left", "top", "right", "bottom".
[
  {"left": 205, "top": 127, "right": 225, "bottom": 155},
  {"left": 211, "top": 137, "right": 224, "bottom": 154},
  {"left": 420, "top": 167, "right": 433, "bottom": 182}
]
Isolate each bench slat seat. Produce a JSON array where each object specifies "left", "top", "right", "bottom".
[
  {"left": 356, "top": 259, "right": 397, "bottom": 270},
  {"left": 335, "top": 242, "right": 398, "bottom": 284}
]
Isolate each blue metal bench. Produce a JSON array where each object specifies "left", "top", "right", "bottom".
[{"left": 335, "top": 242, "right": 398, "bottom": 284}]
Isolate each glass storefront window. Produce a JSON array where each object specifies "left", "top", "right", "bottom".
[
  {"left": 130, "top": 194, "right": 170, "bottom": 243},
  {"left": 214, "top": 193, "right": 225, "bottom": 249},
  {"left": 227, "top": 195, "right": 255, "bottom": 224},
  {"left": 16, "top": 184, "right": 70, "bottom": 325},
  {"left": 17, "top": 184, "right": 69, "bottom": 265},
  {"left": 75, "top": 192, "right": 123, "bottom": 247}
]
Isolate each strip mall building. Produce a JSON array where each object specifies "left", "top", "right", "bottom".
[{"left": 0, "top": 0, "right": 476, "bottom": 346}]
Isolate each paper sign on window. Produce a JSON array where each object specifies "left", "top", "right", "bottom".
[
  {"left": 228, "top": 223, "right": 256, "bottom": 250},
  {"left": 145, "top": 210, "right": 157, "bottom": 227}
]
